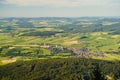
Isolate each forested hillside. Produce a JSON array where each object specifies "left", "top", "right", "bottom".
[{"left": 0, "top": 58, "right": 120, "bottom": 80}]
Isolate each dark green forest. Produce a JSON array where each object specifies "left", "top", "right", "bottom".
[{"left": 0, "top": 58, "right": 120, "bottom": 80}]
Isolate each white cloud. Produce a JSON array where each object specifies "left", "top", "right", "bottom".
[{"left": 1, "top": 0, "right": 120, "bottom": 7}]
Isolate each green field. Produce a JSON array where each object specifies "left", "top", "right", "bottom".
[{"left": 0, "top": 17, "right": 120, "bottom": 65}]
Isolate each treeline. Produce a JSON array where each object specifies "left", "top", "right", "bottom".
[
  {"left": 21, "top": 31, "right": 62, "bottom": 37},
  {"left": 0, "top": 46, "right": 50, "bottom": 57},
  {"left": 59, "top": 22, "right": 120, "bottom": 34},
  {"left": 16, "top": 21, "right": 34, "bottom": 28},
  {"left": 0, "top": 45, "right": 71, "bottom": 57},
  {"left": 0, "top": 58, "right": 120, "bottom": 80}
]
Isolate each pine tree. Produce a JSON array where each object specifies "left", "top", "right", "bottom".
[{"left": 92, "top": 64, "right": 105, "bottom": 80}]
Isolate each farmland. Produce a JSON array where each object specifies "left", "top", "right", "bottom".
[
  {"left": 0, "top": 17, "right": 120, "bottom": 80},
  {"left": 0, "top": 17, "right": 120, "bottom": 65}
]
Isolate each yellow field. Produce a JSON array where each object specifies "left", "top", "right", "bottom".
[{"left": 91, "top": 53, "right": 120, "bottom": 61}]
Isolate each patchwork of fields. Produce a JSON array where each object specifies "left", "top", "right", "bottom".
[{"left": 0, "top": 17, "right": 120, "bottom": 64}]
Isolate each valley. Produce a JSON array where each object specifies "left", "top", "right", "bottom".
[
  {"left": 0, "top": 17, "right": 120, "bottom": 80},
  {"left": 0, "top": 17, "right": 120, "bottom": 65}
]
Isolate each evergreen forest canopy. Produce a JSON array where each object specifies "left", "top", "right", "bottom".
[{"left": 0, "top": 58, "right": 120, "bottom": 80}]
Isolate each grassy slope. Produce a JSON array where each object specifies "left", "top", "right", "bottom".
[{"left": 0, "top": 18, "right": 120, "bottom": 65}]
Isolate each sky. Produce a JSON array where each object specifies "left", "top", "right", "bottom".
[{"left": 0, "top": 0, "right": 120, "bottom": 17}]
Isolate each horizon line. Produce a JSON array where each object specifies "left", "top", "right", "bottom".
[{"left": 0, "top": 16, "right": 120, "bottom": 18}]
